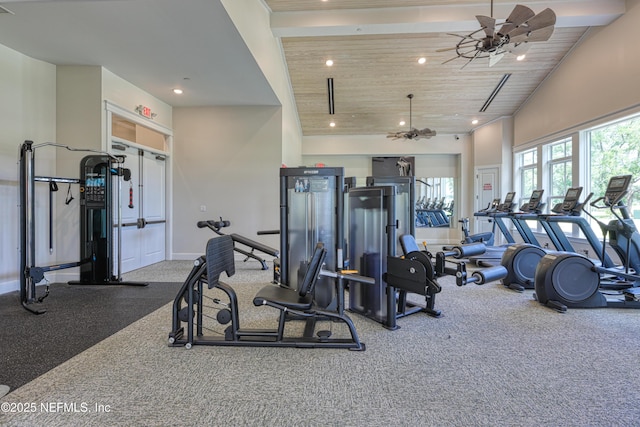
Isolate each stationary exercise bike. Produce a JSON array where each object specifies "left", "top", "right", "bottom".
[
  {"left": 534, "top": 175, "right": 640, "bottom": 312},
  {"left": 168, "top": 220, "right": 375, "bottom": 350}
]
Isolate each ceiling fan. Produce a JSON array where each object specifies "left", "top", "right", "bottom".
[
  {"left": 438, "top": 1, "right": 556, "bottom": 68},
  {"left": 387, "top": 94, "right": 437, "bottom": 141}
]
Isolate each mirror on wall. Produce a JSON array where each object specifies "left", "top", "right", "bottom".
[
  {"left": 415, "top": 177, "right": 455, "bottom": 228},
  {"left": 370, "top": 156, "right": 456, "bottom": 229}
]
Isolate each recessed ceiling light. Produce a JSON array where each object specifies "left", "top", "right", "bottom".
[
  {"left": 516, "top": 54, "right": 526, "bottom": 61},
  {"left": 173, "top": 88, "right": 183, "bottom": 94},
  {"left": 471, "top": 119, "right": 479, "bottom": 125},
  {"left": 399, "top": 120, "right": 406, "bottom": 126},
  {"left": 329, "top": 122, "right": 336, "bottom": 127},
  {"left": 418, "top": 57, "right": 427, "bottom": 64},
  {"left": 326, "top": 59, "right": 334, "bottom": 67}
]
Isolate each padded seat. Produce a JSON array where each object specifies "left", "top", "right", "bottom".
[
  {"left": 253, "top": 286, "right": 313, "bottom": 311},
  {"left": 253, "top": 242, "right": 327, "bottom": 312}
]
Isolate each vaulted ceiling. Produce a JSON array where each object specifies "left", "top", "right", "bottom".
[{"left": 0, "top": 0, "right": 626, "bottom": 136}]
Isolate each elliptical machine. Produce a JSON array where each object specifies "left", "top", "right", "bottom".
[
  {"left": 534, "top": 175, "right": 640, "bottom": 312},
  {"left": 500, "top": 188, "right": 594, "bottom": 292}
]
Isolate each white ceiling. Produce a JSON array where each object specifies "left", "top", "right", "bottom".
[
  {"left": 0, "top": 0, "right": 627, "bottom": 135},
  {"left": 0, "top": 0, "right": 279, "bottom": 107}
]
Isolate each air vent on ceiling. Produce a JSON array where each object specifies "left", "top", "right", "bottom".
[
  {"left": 0, "top": 5, "right": 14, "bottom": 14},
  {"left": 480, "top": 73, "right": 511, "bottom": 112}
]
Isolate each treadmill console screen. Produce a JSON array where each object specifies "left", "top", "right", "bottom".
[
  {"left": 503, "top": 192, "right": 515, "bottom": 204},
  {"left": 605, "top": 175, "right": 632, "bottom": 205},
  {"left": 561, "top": 187, "right": 583, "bottom": 211},
  {"left": 499, "top": 192, "right": 516, "bottom": 211},
  {"left": 527, "top": 189, "right": 544, "bottom": 210}
]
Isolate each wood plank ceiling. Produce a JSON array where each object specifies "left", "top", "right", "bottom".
[{"left": 264, "top": 0, "right": 600, "bottom": 136}]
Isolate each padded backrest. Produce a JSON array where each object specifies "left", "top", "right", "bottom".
[
  {"left": 399, "top": 234, "right": 421, "bottom": 255},
  {"left": 298, "top": 243, "right": 327, "bottom": 297},
  {"left": 205, "top": 235, "right": 236, "bottom": 289}
]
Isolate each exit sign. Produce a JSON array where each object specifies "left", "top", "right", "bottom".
[{"left": 135, "top": 104, "right": 155, "bottom": 119}]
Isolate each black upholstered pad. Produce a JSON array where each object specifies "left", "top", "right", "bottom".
[
  {"left": 253, "top": 285, "right": 313, "bottom": 311},
  {"left": 206, "top": 235, "right": 236, "bottom": 289}
]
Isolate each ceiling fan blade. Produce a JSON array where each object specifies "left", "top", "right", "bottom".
[
  {"left": 508, "top": 8, "right": 556, "bottom": 39},
  {"left": 526, "top": 8, "right": 556, "bottom": 32},
  {"left": 498, "top": 5, "right": 535, "bottom": 35},
  {"left": 510, "top": 26, "right": 554, "bottom": 44},
  {"left": 489, "top": 51, "right": 505, "bottom": 67},
  {"left": 476, "top": 15, "right": 496, "bottom": 38}
]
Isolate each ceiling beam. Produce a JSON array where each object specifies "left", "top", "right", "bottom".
[{"left": 271, "top": 0, "right": 625, "bottom": 37}]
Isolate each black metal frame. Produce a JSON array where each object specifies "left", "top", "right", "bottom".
[
  {"left": 19, "top": 140, "right": 146, "bottom": 315},
  {"left": 169, "top": 233, "right": 373, "bottom": 351}
]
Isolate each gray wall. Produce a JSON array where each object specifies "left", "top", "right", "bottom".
[{"left": 172, "top": 106, "right": 283, "bottom": 258}]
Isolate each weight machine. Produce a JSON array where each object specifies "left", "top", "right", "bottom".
[
  {"left": 19, "top": 140, "right": 146, "bottom": 315},
  {"left": 347, "top": 185, "right": 507, "bottom": 329},
  {"left": 168, "top": 221, "right": 375, "bottom": 350}
]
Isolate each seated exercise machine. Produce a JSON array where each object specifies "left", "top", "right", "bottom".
[
  {"left": 168, "top": 222, "right": 375, "bottom": 351},
  {"left": 382, "top": 235, "right": 507, "bottom": 322},
  {"left": 534, "top": 175, "right": 640, "bottom": 312},
  {"left": 206, "top": 218, "right": 279, "bottom": 270},
  {"left": 348, "top": 185, "right": 507, "bottom": 330}
]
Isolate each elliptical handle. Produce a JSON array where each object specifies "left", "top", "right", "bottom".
[{"left": 590, "top": 196, "right": 606, "bottom": 209}]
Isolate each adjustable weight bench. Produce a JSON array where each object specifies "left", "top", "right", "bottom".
[
  {"left": 199, "top": 219, "right": 279, "bottom": 270},
  {"left": 169, "top": 235, "right": 366, "bottom": 350}
]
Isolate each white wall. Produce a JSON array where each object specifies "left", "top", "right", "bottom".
[
  {"left": 52, "top": 66, "right": 174, "bottom": 281},
  {"left": 221, "top": 0, "right": 303, "bottom": 167},
  {"left": 0, "top": 44, "right": 56, "bottom": 295},
  {"left": 172, "top": 106, "right": 282, "bottom": 259},
  {"left": 514, "top": 0, "right": 640, "bottom": 146},
  {"left": 472, "top": 117, "right": 514, "bottom": 198},
  {"left": 103, "top": 68, "right": 173, "bottom": 132}
]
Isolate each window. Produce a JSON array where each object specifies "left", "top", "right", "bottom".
[
  {"left": 547, "top": 138, "right": 572, "bottom": 211},
  {"left": 517, "top": 148, "right": 537, "bottom": 206},
  {"left": 586, "top": 114, "right": 640, "bottom": 232}
]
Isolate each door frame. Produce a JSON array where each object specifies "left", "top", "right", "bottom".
[
  {"left": 104, "top": 101, "right": 173, "bottom": 272},
  {"left": 474, "top": 165, "right": 501, "bottom": 236}
]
